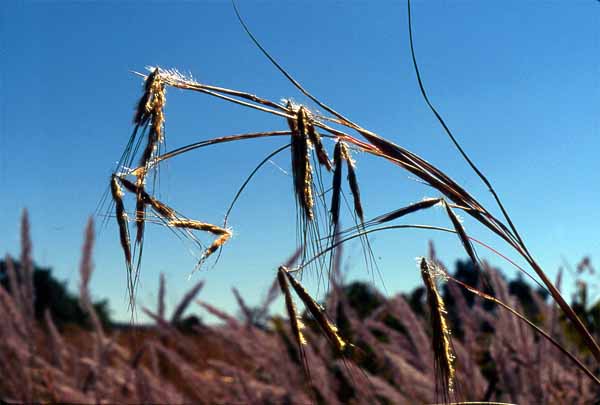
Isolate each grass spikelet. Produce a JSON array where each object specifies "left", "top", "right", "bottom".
[
  {"left": 134, "top": 178, "right": 146, "bottom": 244},
  {"left": 119, "top": 177, "right": 176, "bottom": 220},
  {"left": 138, "top": 68, "right": 166, "bottom": 170},
  {"left": 133, "top": 68, "right": 159, "bottom": 126},
  {"left": 132, "top": 68, "right": 166, "bottom": 250},
  {"left": 277, "top": 267, "right": 307, "bottom": 349},
  {"left": 146, "top": 196, "right": 176, "bottom": 220},
  {"left": 110, "top": 175, "right": 132, "bottom": 272},
  {"left": 442, "top": 200, "right": 478, "bottom": 269},
  {"left": 420, "top": 257, "right": 455, "bottom": 397},
  {"left": 330, "top": 141, "right": 343, "bottom": 230},
  {"left": 341, "top": 143, "right": 364, "bottom": 223},
  {"left": 120, "top": 175, "right": 231, "bottom": 272},
  {"left": 288, "top": 102, "right": 314, "bottom": 221},
  {"left": 197, "top": 231, "right": 232, "bottom": 267},
  {"left": 168, "top": 219, "right": 229, "bottom": 235},
  {"left": 369, "top": 197, "right": 442, "bottom": 225},
  {"left": 281, "top": 266, "right": 348, "bottom": 353},
  {"left": 302, "top": 109, "right": 332, "bottom": 171}
]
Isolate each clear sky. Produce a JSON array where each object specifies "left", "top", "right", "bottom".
[{"left": 1, "top": 1, "right": 599, "bottom": 321}]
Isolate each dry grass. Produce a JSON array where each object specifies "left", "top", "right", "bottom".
[
  {"left": 96, "top": 1, "right": 600, "bottom": 402},
  {"left": 1, "top": 216, "right": 599, "bottom": 403}
]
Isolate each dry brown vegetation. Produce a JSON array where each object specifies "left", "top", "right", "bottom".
[
  {"left": 97, "top": 2, "right": 600, "bottom": 402},
  {"left": 1, "top": 213, "right": 599, "bottom": 403},
  {"left": 3, "top": 2, "right": 598, "bottom": 403}
]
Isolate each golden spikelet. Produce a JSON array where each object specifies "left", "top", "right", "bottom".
[
  {"left": 300, "top": 108, "right": 332, "bottom": 171},
  {"left": 118, "top": 177, "right": 176, "bottom": 220},
  {"left": 169, "top": 218, "right": 232, "bottom": 263},
  {"left": 110, "top": 175, "right": 131, "bottom": 270},
  {"left": 170, "top": 218, "right": 232, "bottom": 264},
  {"left": 287, "top": 102, "right": 314, "bottom": 221},
  {"left": 117, "top": 175, "right": 230, "bottom": 270},
  {"left": 168, "top": 219, "right": 229, "bottom": 235},
  {"left": 277, "top": 267, "right": 307, "bottom": 349},
  {"left": 198, "top": 231, "right": 232, "bottom": 266},
  {"left": 281, "top": 266, "right": 347, "bottom": 352},
  {"left": 148, "top": 71, "right": 166, "bottom": 144},
  {"left": 133, "top": 68, "right": 159, "bottom": 126},
  {"left": 137, "top": 68, "right": 166, "bottom": 187},
  {"left": 147, "top": 196, "right": 176, "bottom": 220},
  {"left": 420, "top": 257, "right": 455, "bottom": 395}
]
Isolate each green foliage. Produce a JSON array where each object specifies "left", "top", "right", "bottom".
[{"left": 0, "top": 259, "right": 111, "bottom": 328}]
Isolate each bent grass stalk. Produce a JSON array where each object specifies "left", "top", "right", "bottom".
[{"left": 105, "top": 1, "right": 600, "bottom": 398}]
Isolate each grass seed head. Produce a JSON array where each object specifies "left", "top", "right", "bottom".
[
  {"left": 148, "top": 197, "right": 176, "bottom": 220},
  {"left": 118, "top": 177, "right": 176, "bottom": 220},
  {"left": 288, "top": 103, "right": 314, "bottom": 221},
  {"left": 110, "top": 175, "right": 132, "bottom": 269},
  {"left": 301, "top": 108, "right": 332, "bottom": 171},
  {"left": 443, "top": 200, "right": 479, "bottom": 269},
  {"left": 330, "top": 141, "right": 344, "bottom": 229},
  {"left": 372, "top": 197, "right": 442, "bottom": 225},
  {"left": 277, "top": 267, "right": 307, "bottom": 349},
  {"left": 133, "top": 68, "right": 159, "bottom": 126},
  {"left": 168, "top": 219, "right": 229, "bottom": 235},
  {"left": 199, "top": 231, "right": 232, "bottom": 264},
  {"left": 137, "top": 68, "right": 166, "bottom": 183},
  {"left": 420, "top": 257, "right": 455, "bottom": 396},
  {"left": 282, "top": 266, "right": 347, "bottom": 352},
  {"left": 134, "top": 177, "right": 146, "bottom": 244},
  {"left": 341, "top": 143, "right": 364, "bottom": 223}
]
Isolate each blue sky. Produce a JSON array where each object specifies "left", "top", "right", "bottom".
[{"left": 1, "top": 1, "right": 599, "bottom": 321}]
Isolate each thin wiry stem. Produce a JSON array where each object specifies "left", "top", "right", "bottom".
[
  {"left": 310, "top": 222, "right": 549, "bottom": 296},
  {"left": 106, "top": 1, "right": 600, "bottom": 382},
  {"left": 131, "top": 131, "right": 291, "bottom": 174},
  {"left": 135, "top": 69, "right": 292, "bottom": 120},
  {"left": 407, "top": 0, "right": 527, "bottom": 256},
  {"left": 224, "top": 144, "right": 291, "bottom": 227}
]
